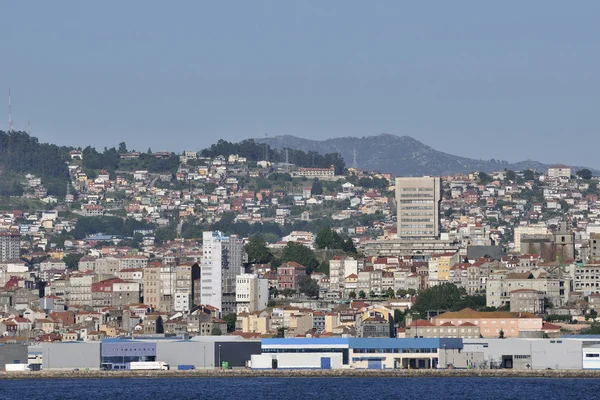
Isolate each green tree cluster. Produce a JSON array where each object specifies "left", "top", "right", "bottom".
[
  {"left": 280, "top": 242, "right": 319, "bottom": 273},
  {"left": 412, "top": 283, "right": 487, "bottom": 318},
  {"left": 73, "top": 217, "right": 156, "bottom": 240},
  {"left": 315, "top": 228, "right": 357, "bottom": 254},
  {"left": 63, "top": 253, "right": 85, "bottom": 269},
  {"left": 297, "top": 275, "right": 320, "bottom": 298},
  {"left": 0, "top": 131, "right": 71, "bottom": 196},
  {"left": 245, "top": 235, "right": 273, "bottom": 264},
  {"left": 200, "top": 139, "right": 346, "bottom": 174}
]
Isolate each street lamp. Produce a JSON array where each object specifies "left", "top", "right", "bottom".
[
  {"left": 218, "top": 344, "right": 222, "bottom": 369},
  {"left": 443, "top": 344, "right": 447, "bottom": 369}
]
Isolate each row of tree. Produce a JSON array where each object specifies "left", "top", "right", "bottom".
[{"left": 201, "top": 139, "right": 346, "bottom": 175}]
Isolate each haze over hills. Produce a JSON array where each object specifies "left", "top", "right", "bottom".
[{"left": 256, "top": 134, "right": 592, "bottom": 176}]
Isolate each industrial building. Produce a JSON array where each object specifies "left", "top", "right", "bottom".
[
  {"left": 3, "top": 336, "right": 599, "bottom": 371},
  {"left": 33, "top": 336, "right": 260, "bottom": 371},
  {"left": 251, "top": 337, "right": 593, "bottom": 370},
  {"left": 251, "top": 338, "right": 465, "bottom": 370},
  {"left": 0, "top": 343, "right": 28, "bottom": 370}
]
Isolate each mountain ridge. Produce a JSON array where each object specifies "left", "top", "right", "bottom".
[{"left": 255, "top": 133, "right": 594, "bottom": 176}]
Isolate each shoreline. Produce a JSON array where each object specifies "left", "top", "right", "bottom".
[{"left": 2, "top": 369, "right": 600, "bottom": 380}]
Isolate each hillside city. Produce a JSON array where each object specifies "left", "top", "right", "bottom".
[{"left": 2, "top": 132, "right": 600, "bottom": 371}]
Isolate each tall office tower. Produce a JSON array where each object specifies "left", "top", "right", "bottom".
[
  {"left": 395, "top": 176, "right": 442, "bottom": 240},
  {"left": 200, "top": 231, "right": 247, "bottom": 314},
  {"left": 0, "top": 231, "right": 20, "bottom": 261}
]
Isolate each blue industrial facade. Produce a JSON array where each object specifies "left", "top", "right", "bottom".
[{"left": 349, "top": 338, "right": 462, "bottom": 352}]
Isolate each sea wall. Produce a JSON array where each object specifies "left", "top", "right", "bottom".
[{"left": 2, "top": 369, "right": 600, "bottom": 380}]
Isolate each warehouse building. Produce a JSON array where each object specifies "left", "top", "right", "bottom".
[
  {"left": 0, "top": 343, "right": 28, "bottom": 370},
  {"left": 102, "top": 336, "right": 260, "bottom": 370},
  {"left": 41, "top": 342, "right": 101, "bottom": 370},
  {"left": 251, "top": 338, "right": 467, "bottom": 370},
  {"left": 462, "top": 338, "right": 583, "bottom": 370}
]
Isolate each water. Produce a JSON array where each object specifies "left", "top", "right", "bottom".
[{"left": 0, "top": 377, "right": 597, "bottom": 400}]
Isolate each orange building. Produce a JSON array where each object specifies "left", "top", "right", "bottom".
[{"left": 431, "top": 308, "right": 542, "bottom": 338}]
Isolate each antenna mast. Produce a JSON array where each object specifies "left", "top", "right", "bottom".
[
  {"left": 8, "top": 89, "right": 14, "bottom": 132},
  {"left": 352, "top": 148, "right": 358, "bottom": 169}
]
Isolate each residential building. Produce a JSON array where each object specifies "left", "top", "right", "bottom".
[
  {"left": 277, "top": 262, "right": 306, "bottom": 291},
  {"left": 395, "top": 176, "right": 441, "bottom": 239},
  {"left": 509, "top": 289, "right": 545, "bottom": 314},
  {"left": 200, "top": 231, "right": 247, "bottom": 314},
  {"left": 0, "top": 231, "right": 20, "bottom": 262},
  {"left": 432, "top": 308, "right": 543, "bottom": 338},
  {"left": 236, "top": 274, "right": 269, "bottom": 314}
]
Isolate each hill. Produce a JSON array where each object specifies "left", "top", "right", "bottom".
[
  {"left": 256, "top": 134, "right": 590, "bottom": 176},
  {"left": 0, "top": 130, "right": 72, "bottom": 196}
]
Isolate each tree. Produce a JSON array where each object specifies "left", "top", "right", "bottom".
[
  {"left": 245, "top": 235, "right": 273, "bottom": 264},
  {"left": 505, "top": 170, "right": 516, "bottom": 182},
  {"left": 369, "top": 290, "right": 375, "bottom": 298},
  {"left": 63, "top": 253, "right": 84, "bottom": 270},
  {"left": 311, "top": 179, "right": 323, "bottom": 195},
  {"left": 412, "top": 283, "right": 462, "bottom": 318},
  {"left": 298, "top": 275, "right": 320, "bottom": 298},
  {"left": 342, "top": 238, "right": 357, "bottom": 254},
  {"left": 498, "top": 329, "right": 505, "bottom": 339},
  {"left": 577, "top": 169, "right": 593, "bottom": 180},
  {"left": 222, "top": 313, "right": 237, "bottom": 333},
  {"left": 523, "top": 169, "right": 535, "bottom": 181},
  {"left": 280, "top": 242, "right": 319, "bottom": 273},
  {"left": 349, "top": 291, "right": 357, "bottom": 299},
  {"left": 394, "top": 309, "right": 405, "bottom": 327},
  {"left": 358, "top": 290, "right": 366, "bottom": 299},
  {"left": 211, "top": 327, "right": 222, "bottom": 336},
  {"left": 315, "top": 228, "right": 335, "bottom": 249},
  {"left": 282, "top": 288, "right": 296, "bottom": 298},
  {"left": 118, "top": 142, "right": 128, "bottom": 153},
  {"left": 385, "top": 288, "right": 395, "bottom": 298},
  {"left": 478, "top": 172, "right": 491, "bottom": 185}
]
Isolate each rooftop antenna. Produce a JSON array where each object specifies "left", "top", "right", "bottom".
[
  {"left": 352, "top": 148, "right": 358, "bottom": 169},
  {"left": 285, "top": 147, "right": 289, "bottom": 164},
  {"left": 28, "top": 121, "right": 31, "bottom": 135},
  {"left": 8, "top": 89, "right": 14, "bottom": 132}
]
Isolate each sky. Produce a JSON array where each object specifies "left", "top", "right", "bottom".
[{"left": 2, "top": 1, "right": 600, "bottom": 167}]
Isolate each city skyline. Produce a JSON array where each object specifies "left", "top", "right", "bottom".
[{"left": 3, "top": 1, "right": 600, "bottom": 167}]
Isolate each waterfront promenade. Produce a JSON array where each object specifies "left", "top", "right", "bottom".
[{"left": 2, "top": 369, "right": 600, "bottom": 380}]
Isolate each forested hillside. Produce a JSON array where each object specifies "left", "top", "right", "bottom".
[{"left": 0, "top": 130, "right": 71, "bottom": 196}]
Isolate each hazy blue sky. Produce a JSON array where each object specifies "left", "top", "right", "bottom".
[{"left": 2, "top": 1, "right": 600, "bottom": 166}]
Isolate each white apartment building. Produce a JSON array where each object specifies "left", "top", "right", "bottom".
[
  {"left": 235, "top": 274, "right": 269, "bottom": 314},
  {"left": 329, "top": 257, "right": 358, "bottom": 292},
  {"left": 200, "top": 231, "right": 247, "bottom": 314}
]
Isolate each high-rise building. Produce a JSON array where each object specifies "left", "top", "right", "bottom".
[
  {"left": 0, "top": 231, "right": 20, "bottom": 261},
  {"left": 200, "top": 231, "right": 247, "bottom": 314},
  {"left": 235, "top": 273, "right": 269, "bottom": 314},
  {"left": 395, "top": 176, "right": 441, "bottom": 240}
]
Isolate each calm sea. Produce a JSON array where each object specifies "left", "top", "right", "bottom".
[{"left": 0, "top": 377, "right": 597, "bottom": 400}]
